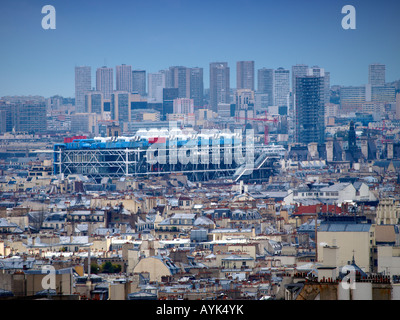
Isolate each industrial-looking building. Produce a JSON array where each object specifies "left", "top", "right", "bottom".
[{"left": 53, "top": 128, "right": 283, "bottom": 182}]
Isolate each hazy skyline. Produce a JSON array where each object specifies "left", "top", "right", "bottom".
[{"left": 1, "top": 0, "right": 400, "bottom": 97}]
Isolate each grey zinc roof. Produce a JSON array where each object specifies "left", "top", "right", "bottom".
[
  {"left": 319, "top": 223, "right": 371, "bottom": 232},
  {"left": 320, "top": 183, "right": 351, "bottom": 192}
]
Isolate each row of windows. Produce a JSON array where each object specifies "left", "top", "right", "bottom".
[{"left": 294, "top": 191, "right": 339, "bottom": 197}]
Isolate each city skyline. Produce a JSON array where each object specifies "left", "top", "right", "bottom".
[{"left": 1, "top": 0, "right": 400, "bottom": 97}]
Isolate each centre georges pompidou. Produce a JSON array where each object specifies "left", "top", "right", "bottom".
[{"left": 53, "top": 128, "right": 285, "bottom": 183}]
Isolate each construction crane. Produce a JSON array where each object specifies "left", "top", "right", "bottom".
[{"left": 235, "top": 111, "right": 278, "bottom": 145}]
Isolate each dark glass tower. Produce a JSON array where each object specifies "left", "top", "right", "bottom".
[
  {"left": 162, "top": 88, "right": 179, "bottom": 119},
  {"left": 190, "top": 67, "right": 204, "bottom": 107},
  {"left": 295, "top": 76, "right": 325, "bottom": 144},
  {"left": 257, "top": 68, "right": 274, "bottom": 106}
]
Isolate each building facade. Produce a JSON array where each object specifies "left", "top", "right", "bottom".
[
  {"left": 209, "top": 62, "right": 230, "bottom": 112},
  {"left": 273, "top": 68, "right": 290, "bottom": 108},
  {"left": 295, "top": 76, "right": 325, "bottom": 144},
  {"left": 75, "top": 66, "right": 92, "bottom": 113},
  {"left": 96, "top": 66, "right": 114, "bottom": 100},
  {"left": 116, "top": 64, "right": 132, "bottom": 93},
  {"left": 237, "top": 61, "right": 255, "bottom": 91},
  {"left": 132, "top": 70, "right": 146, "bottom": 96},
  {"left": 369, "top": 63, "right": 386, "bottom": 86},
  {"left": 257, "top": 68, "right": 274, "bottom": 107}
]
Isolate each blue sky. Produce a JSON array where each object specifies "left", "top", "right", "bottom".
[{"left": 0, "top": 0, "right": 399, "bottom": 97}]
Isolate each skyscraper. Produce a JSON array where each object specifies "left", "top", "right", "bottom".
[
  {"left": 237, "top": 61, "right": 255, "bottom": 91},
  {"left": 190, "top": 67, "right": 204, "bottom": 107},
  {"left": 116, "top": 64, "right": 132, "bottom": 92},
  {"left": 111, "top": 91, "right": 131, "bottom": 123},
  {"left": 257, "top": 68, "right": 274, "bottom": 106},
  {"left": 273, "top": 68, "right": 290, "bottom": 108},
  {"left": 96, "top": 66, "right": 114, "bottom": 100},
  {"left": 209, "top": 62, "right": 230, "bottom": 112},
  {"left": 166, "top": 66, "right": 191, "bottom": 99},
  {"left": 148, "top": 72, "right": 166, "bottom": 103},
  {"left": 291, "top": 64, "right": 309, "bottom": 94},
  {"left": 163, "top": 88, "right": 179, "bottom": 119},
  {"left": 75, "top": 66, "right": 92, "bottom": 113},
  {"left": 85, "top": 91, "right": 103, "bottom": 115},
  {"left": 0, "top": 109, "right": 5, "bottom": 133},
  {"left": 132, "top": 70, "right": 146, "bottom": 96},
  {"left": 369, "top": 63, "right": 386, "bottom": 86},
  {"left": 308, "top": 66, "right": 330, "bottom": 105},
  {"left": 295, "top": 76, "right": 325, "bottom": 144}
]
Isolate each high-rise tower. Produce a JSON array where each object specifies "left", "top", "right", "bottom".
[
  {"left": 237, "top": 61, "right": 255, "bottom": 91},
  {"left": 369, "top": 63, "right": 386, "bottom": 86},
  {"left": 295, "top": 75, "right": 325, "bottom": 144},
  {"left": 75, "top": 66, "right": 92, "bottom": 113},
  {"left": 209, "top": 62, "right": 230, "bottom": 112},
  {"left": 96, "top": 66, "right": 114, "bottom": 100},
  {"left": 116, "top": 64, "right": 132, "bottom": 93}
]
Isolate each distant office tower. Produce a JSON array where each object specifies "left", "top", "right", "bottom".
[
  {"left": 116, "top": 64, "right": 132, "bottom": 92},
  {"left": 132, "top": 70, "right": 146, "bottom": 96},
  {"left": 75, "top": 66, "right": 92, "bottom": 113},
  {"left": 369, "top": 63, "right": 386, "bottom": 86},
  {"left": 235, "top": 89, "right": 255, "bottom": 111},
  {"left": 217, "top": 103, "right": 231, "bottom": 118},
  {"left": 70, "top": 113, "right": 100, "bottom": 135},
  {"left": 396, "top": 93, "right": 400, "bottom": 120},
  {"left": 85, "top": 91, "right": 103, "bottom": 115},
  {"left": 166, "top": 66, "right": 191, "bottom": 99},
  {"left": 308, "top": 65, "right": 324, "bottom": 77},
  {"left": 190, "top": 67, "right": 204, "bottom": 107},
  {"left": 148, "top": 72, "right": 166, "bottom": 103},
  {"left": 6, "top": 103, "right": 47, "bottom": 133},
  {"left": 173, "top": 98, "right": 194, "bottom": 114},
  {"left": 0, "top": 103, "right": 12, "bottom": 132},
  {"left": 111, "top": 91, "right": 131, "bottom": 123},
  {"left": 163, "top": 88, "right": 179, "bottom": 119},
  {"left": 96, "top": 66, "right": 114, "bottom": 100},
  {"left": 237, "top": 61, "right": 255, "bottom": 91},
  {"left": 340, "top": 86, "right": 366, "bottom": 113},
  {"left": 273, "top": 68, "right": 290, "bottom": 108},
  {"left": 290, "top": 65, "right": 310, "bottom": 139},
  {"left": 324, "top": 71, "right": 331, "bottom": 105},
  {"left": 210, "top": 62, "right": 230, "bottom": 112},
  {"left": 235, "top": 89, "right": 255, "bottom": 123},
  {"left": 291, "top": 64, "right": 309, "bottom": 94},
  {"left": 308, "top": 66, "right": 331, "bottom": 106},
  {"left": 0, "top": 109, "right": 6, "bottom": 133},
  {"left": 295, "top": 76, "right": 325, "bottom": 144},
  {"left": 257, "top": 68, "right": 274, "bottom": 106},
  {"left": 370, "top": 85, "right": 396, "bottom": 103}
]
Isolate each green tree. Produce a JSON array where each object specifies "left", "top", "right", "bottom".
[
  {"left": 100, "top": 261, "right": 122, "bottom": 273},
  {"left": 113, "top": 264, "right": 122, "bottom": 273},
  {"left": 101, "top": 261, "right": 114, "bottom": 273},
  {"left": 90, "top": 263, "right": 100, "bottom": 274}
]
